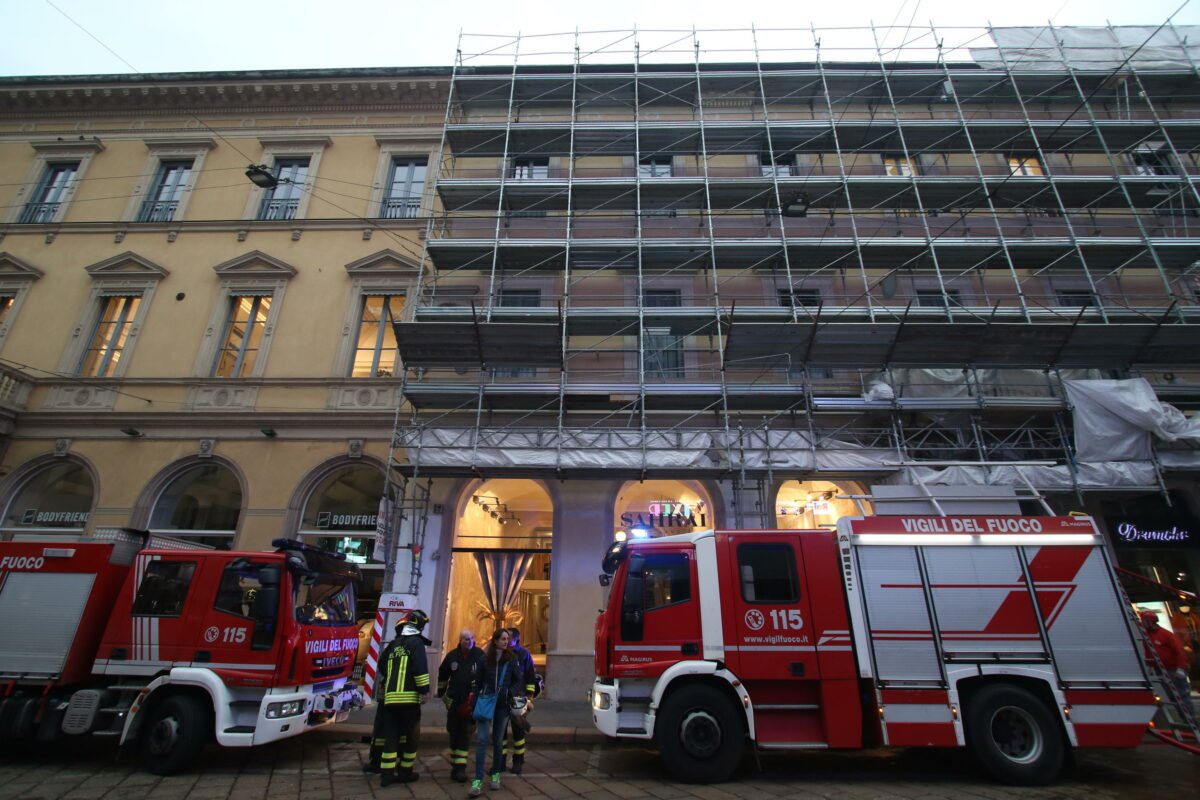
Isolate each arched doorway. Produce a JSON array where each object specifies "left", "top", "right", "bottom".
[
  {"left": 1, "top": 460, "right": 94, "bottom": 538},
  {"left": 774, "top": 479, "right": 869, "bottom": 529},
  {"left": 148, "top": 462, "right": 243, "bottom": 549},
  {"left": 613, "top": 479, "right": 713, "bottom": 541},
  {"left": 444, "top": 479, "right": 552, "bottom": 670}
]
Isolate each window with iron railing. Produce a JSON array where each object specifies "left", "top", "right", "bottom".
[
  {"left": 381, "top": 158, "right": 427, "bottom": 219},
  {"left": 639, "top": 157, "right": 673, "bottom": 178},
  {"left": 20, "top": 161, "right": 78, "bottom": 223},
  {"left": 509, "top": 158, "right": 549, "bottom": 180},
  {"left": 257, "top": 158, "right": 309, "bottom": 221},
  {"left": 138, "top": 160, "right": 193, "bottom": 222}
]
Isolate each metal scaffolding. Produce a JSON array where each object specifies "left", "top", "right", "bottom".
[{"left": 389, "top": 24, "right": 1200, "bottom": 499}]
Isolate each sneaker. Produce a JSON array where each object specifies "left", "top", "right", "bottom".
[
  {"left": 469, "top": 780, "right": 483, "bottom": 797},
  {"left": 489, "top": 772, "right": 501, "bottom": 790}
]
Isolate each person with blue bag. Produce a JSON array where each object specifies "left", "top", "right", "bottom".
[{"left": 468, "top": 628, "right": 525, "bottom": 797}]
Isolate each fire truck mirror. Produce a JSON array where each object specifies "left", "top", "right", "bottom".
[{"left": 598, "top": 573, "right": 611, "bottom": 587}]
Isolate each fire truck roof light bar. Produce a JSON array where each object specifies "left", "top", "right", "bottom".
[{"left": 853, "top": 533, "right": 1101, "bottom": 547}]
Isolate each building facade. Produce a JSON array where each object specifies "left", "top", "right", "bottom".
[{"left": 2, "top": 25, "right": 1200, "bottom": 699}]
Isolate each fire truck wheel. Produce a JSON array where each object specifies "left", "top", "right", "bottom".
[
  {"left": 965, "top": 684, "right": 1064, "bottom": 786},
  {"left": 142, "top": 694, "right": 211, "bottom": 775},
  {"left": 656, "top": 684, "right": 744, "bottom": 783}
]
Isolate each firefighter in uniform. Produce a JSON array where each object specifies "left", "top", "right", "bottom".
[
  {"left": 437, "top": 629, "right": 485, "bottom": 782},
  {"left": 376, "top": 609, "right": 432, "bottom": 786},
  {"left": 504, "top": 627, "right": 538, "bottom": 774}
]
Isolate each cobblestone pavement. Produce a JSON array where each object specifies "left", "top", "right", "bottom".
[{"left": 0, "top": 735, "right": 1196, "bottom": 800}]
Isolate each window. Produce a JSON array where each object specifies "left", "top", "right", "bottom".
[
  {"left": 0, "top": 296, "right": 13, "bottom": 329},
  {"left": 78, "top": 295, "right": 141, "bottom": 377},
  {"left": 351, "top": 294, "right": 402, "bottom": 378},
  {"left": 20, "top": 162, "right": 78, "bottom": 224},
  {"left": 882, "top": 154, "right": 919, "bottom": 177},
  {"left": 138, "top": 160, "right": 193, "bottom": 222},
  {"left": 499, "top": 289, "right": 541, "bottom": 308},
  {"left": 0, "top": 461, "right": 93, "bottom": 532},
  {"left": 382, "top": 158, "right": 427, "bottom": 219},
  {"left": 916, "top": 289, "right": 963, "bottom": 308},
  {"left": 1008, "top": 155, "right": 1044, "bottom": 176},
  {"left": 214, "top": 561, "right": 266, "bottom": 618},
  {"left": 639, "top": 157, "right": 673, "bottom": 178},
  {"left": 1056, "top": 290, "right": 1094, "bottom": 308},
  {"left": 212, "top": 294, "right": 272, "bottom": 377},
  {"left": 626, "top": 552, "right": 692, "bottom": 611},
  {"left": 294, "top": 574, "right": 355, "bottom": 626},
  {"left": 760, "top": 154, "right": 795, "bottom": 177},
  {"left": 642, "top": 289, "right": 681, "bottom": 308},
  {"left": 644, "top": 327, "right": 683, "bottom": 378},
  {"left": 510, "top": 158, "right": 549, "bottom": 180},
  {"left": 779, "top": 289, "right": 822, "bottom": 307},
  {"left": 257, "top": 157, "right": 309, "bottom": 220},
  {"left": 131, "top": 560, "right": 196, "bottom": 618},
  {"left": 1130, "top": 146, "right": 1176, "bottom": 176},
  {"left": 149, "top": 463, "right": 241, "bottom": 548},
  {"left": 738, "top": 543, "right": 799, "bottom": 603}
]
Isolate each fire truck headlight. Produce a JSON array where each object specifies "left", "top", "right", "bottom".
[
  {"left": 266, "top": 700, "right": 306, "bottom": 719},
  {"left": 591, "top": 690, "right": 611, "bottom": 711}
]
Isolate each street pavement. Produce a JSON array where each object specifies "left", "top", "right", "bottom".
[{"left": 1, "top": 720, "right": 1197, "bottom": 800}]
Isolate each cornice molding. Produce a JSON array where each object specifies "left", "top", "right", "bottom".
[
  {"left": 83, "top": 250, "right": 169, "bottom": 279},
  {"left": 29, "top": 137, "right": 105, "bottom": 153}
]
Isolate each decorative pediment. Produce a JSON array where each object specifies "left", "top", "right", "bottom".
[
  {"left": 84, "top": 251, "right": 168, "bottom": 279},
  {"left": 213, "top": 250, "right": 298, "bottom": 278},
  {"left": 0, "top": 252, "right": 44, "bottom": 280},
  {"left": 344, "top": 249, "right": 420, "bottom": 278}
]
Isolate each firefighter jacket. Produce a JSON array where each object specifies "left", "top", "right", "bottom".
[
  {"left": 377, "top": 634, "right": 431, "bottom": 705},
  {"left": 511, "top": 643, "right": 538, "bottom": 696},
  {"left": 437, "top": 645, "right": 484, "bottom": 708}
]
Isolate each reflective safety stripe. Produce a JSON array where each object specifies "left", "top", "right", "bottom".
[{"left": 400, "top": 751, "right": 417, "bottom": 768}]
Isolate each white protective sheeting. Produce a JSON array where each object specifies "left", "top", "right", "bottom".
[
  {"left": 888, "top": 461, "right": 1160, "bottom": 489},
  {"left": 971, "top": 26, "right": 1200, "bottom": 71},
  {"left": 1064, "top": 378, "right": 1200, "bottom": 462}
]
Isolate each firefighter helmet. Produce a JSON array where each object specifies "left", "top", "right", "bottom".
[{"left": 395, "top": 608, "right": 430, "bottom": 635}]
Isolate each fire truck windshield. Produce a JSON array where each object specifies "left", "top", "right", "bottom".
[{"left": 294, "top": 576, "right": 356, "bottom": 626}]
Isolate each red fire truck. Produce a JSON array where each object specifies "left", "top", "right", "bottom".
[
  {"left": 592, "top": 514, "right": 1156, "bottom": 785},
  {"left": 0, "top": 530, "right": 364, "bottom": 773}
]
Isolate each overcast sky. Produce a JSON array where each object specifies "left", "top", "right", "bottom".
[{"left": 1, "top": 0, "right": 1198, "bottom": 77}]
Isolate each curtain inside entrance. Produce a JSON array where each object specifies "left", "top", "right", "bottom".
[{"left": 474, "top": 552, "right": 535, "bottom": 628}]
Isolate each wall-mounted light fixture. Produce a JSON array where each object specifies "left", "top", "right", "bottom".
[
  {"left": 120, "top": 427, "right": 142, "bottom": 437},
  {"left": 781, "top": 194, "right": 810, "bottom": 217},
  {"left": 261, "top": 428, "right": 277, "bottom": 438}
]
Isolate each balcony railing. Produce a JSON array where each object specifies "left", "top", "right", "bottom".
[
  {"left": 381, "top": 197, "right": 421, "bottom": 219},
  {"left": 137, "top": 199, "right": 179, "bottom": 223},
  {"left": 258, "top": 198, "right": 300, "bottom": 221},
  {"left": 17, "top": 202, "right": 60, "bottom": 224}
]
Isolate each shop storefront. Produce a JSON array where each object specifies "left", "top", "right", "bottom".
[
  {"left": 0, "top": 460, "right": 93, "bottom": 538},
  {"left": 147, "top": 463, "right": 242, "bottom": 549},
  {"left": 1100, "top": 490, "right": 1200, "bottom": 690}
]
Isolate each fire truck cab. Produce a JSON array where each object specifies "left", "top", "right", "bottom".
[
  {"left": 0, "top": 531, "right": 364, "bottom": 773},
  {"left": 592, "top": 513, "right": 1155, "bottom": 785}
]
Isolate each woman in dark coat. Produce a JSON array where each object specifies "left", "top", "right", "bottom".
[{"left": 469, "top": 628, "right": 525, "bottom": 796}]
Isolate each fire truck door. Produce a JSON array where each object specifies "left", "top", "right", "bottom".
[
  {"left": 722, "top": 534, "right": 817, "bottom": 682},
  {"left": 193, "top": 558, "right": 282, "bottom": 680},
  {"left": 612, "top": 548, "right": 701, "bottom": 677}
]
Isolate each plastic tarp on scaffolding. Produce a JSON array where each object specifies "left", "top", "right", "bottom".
[
  {"left": 1063, "top": 379, "right": 1200, "bottom": 462},
  {"left": 971, "top": 26, "right": 1200, "bottom": 71}
]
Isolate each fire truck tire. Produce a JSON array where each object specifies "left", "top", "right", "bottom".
[
  {"left": 656, "top": 684, "right": 744, "bottom": 783},
  {"left": 141, "top": 694, "right": 211, "bottom": 775},
  {"left": 965, "top": 684, "right": 1064, "bottom": 786}
]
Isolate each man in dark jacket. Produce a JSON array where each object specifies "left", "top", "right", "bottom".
[
  {"left": 505, "top": 627, "right": 538, "bottom": 774},
  {"left": 376, "top": 609, "right": 432, "bottom": 786},
  {"left": 437, "top": 629, "right": 484, "bottom": 782}
]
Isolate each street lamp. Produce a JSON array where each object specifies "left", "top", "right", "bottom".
[
  {"left": 781, "top": 194, "right": 810, "bottom": 217},
  {"left": 245, "top": 165, "right": 281, "bottom": 189}
]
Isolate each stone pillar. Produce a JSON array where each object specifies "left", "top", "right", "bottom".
[{"left": 546, "top": 479, "right": 620, "bottom": 701}]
